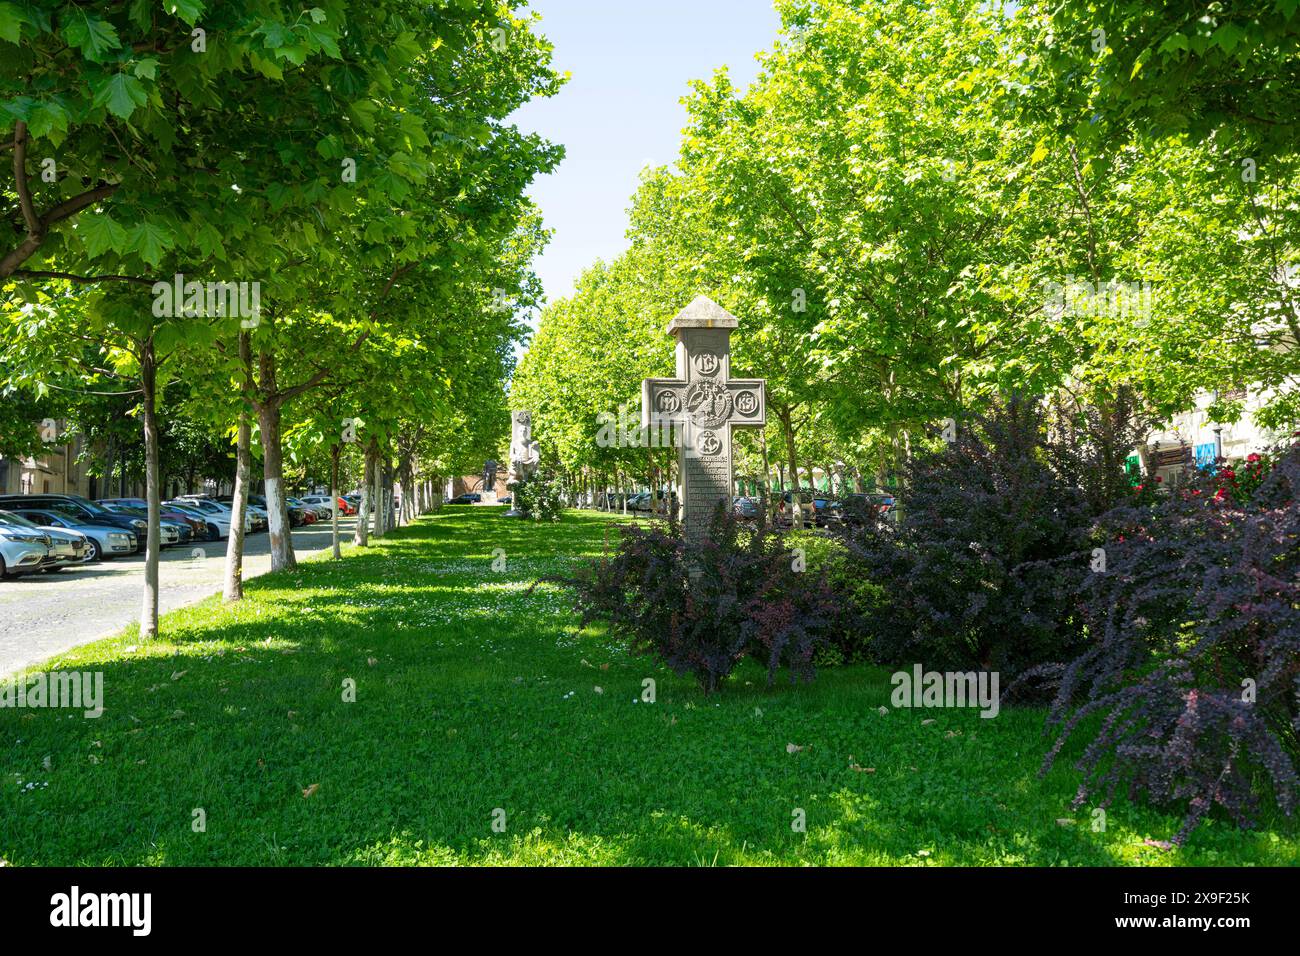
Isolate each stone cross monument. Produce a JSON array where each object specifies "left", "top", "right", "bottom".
[{"left": 641, "top": 296, "right": 766, "bottom": 538}]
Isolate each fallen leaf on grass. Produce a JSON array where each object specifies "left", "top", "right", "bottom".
[
  {"left": 367, "top": 658, "right": 378, "bottom": 667},
  {"left": 945, "top": 729, "right": 962, "bottom": 738},
  {"left": 1141, "top": 838, "right": 1174, "bottom": 851},
  {"left": 877, "top": 706, "right": 889, "bottom": 716},
  {"left": 848, "top": 757, "right": 875, "bottom": 773},
  {"left": 921, "top": 719, "right": 936, "bottom": 726},
  {"left": 171, "top": 670, "right": 186, "bottom": 681},
  {"left": 786, "top": 743, "right": 805, "bottom": 754},
  {"left": 1056, "top": 818, "right": 1076, "bottom": 827},
  {"left": 302, "top": 784, "right": 319, "bottom": 799}
]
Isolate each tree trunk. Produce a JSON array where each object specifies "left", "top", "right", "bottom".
[
  {"left": 139, "top": 340, "right": 160, "bottom": 641},
  {"left": 398, "top": 455, "right": 414, "bottom": 525},
  {"left": 223, "top": 332, "right": 253, "bottom": 602},
  {"left": 330, "top": 442, "right": 341, "bottom": 560},
  {"left": 354, "top": 438, "right": 374, "bottom": 546},
  {"left": 759, "top": 428, "right": 774, "bottom": 525},
  {"left": 256, "top": 396, "right": 295, "bottom": 571},
  {"left": 777, "top": 406, "right": 804, "bottom": 529},
  {"left": 372, "top": 448, "right": 386, "bottom": 538},
  {"left": 103, "top": 439, "right": 116, "bottom": 503},
  {"left": 254, "top": 350, "right": 296, "bottom": 570}
]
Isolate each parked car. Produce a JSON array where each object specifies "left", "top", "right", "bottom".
[
  {"left": 629, "top": 490, "right": 677, "bottom": 514},
  {"left": 287, "top": 498, "right": 319, "bottom": 523},
  {"left": 190, "top": 495, "right": 268, "bottom": 532},
  {"left": 299, "top": 495, "right": 339, "bottom": 518},
  {"left": 732, "top": 496, "right": 761, "bottom": 521},
  {"left": 240, "top": 494, "right": 306, "bottom": 528},
  {"left": 448, "top": 493, "right": 481, "bottom": 505},
  {"left": 0, "top": 493, "right": 147, "bottom": 551},
  {"left": 99, "top": 498, "right": 208, "bottom": 539},
  {"left": 173, "top": 496, "right": 258, "bottom": 534},
  {"left": 776, "top": 490, "right": 817, "bottom": 526},
  {"left": 838, "top": 493, "right": 896, "bottom": 526},
  {"left": 214, "top": 495, "right": 275, "bottom": 530},
  {"left": 96, "top": 502, "right": 190, "bottom": 546},
  {"left": 7, "top": 508, "right": 137, "bottom": 560},
  {"left": 20, "top": 516, "right": 91, "bottom": 571},
  {"left": 0, "top": 511, "right": 51, "bottom": 577},
  {"left": 164, "top": 500, "right": 233, "bottom": 539},
  {"left": 810, "top": 496, "right": 839, "bottom": 527}
]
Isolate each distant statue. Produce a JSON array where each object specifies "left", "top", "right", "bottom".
[
  {"left": 504, "top": 410, "right": 539, "bottom": 518},
  {"left": 482, "top": 459, "right": 498, "bottom": 492},
  {"left": 507, "top": 410, "right": 540, "bottom": 485}
]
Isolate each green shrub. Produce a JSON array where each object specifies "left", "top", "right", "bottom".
[
  {"left": 784, "top": 529, "right": 887, "bottom": 664},
  {"left": 511, "top": 468, "right": 564, "bottom": 522}
]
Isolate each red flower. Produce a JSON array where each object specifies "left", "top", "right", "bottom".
[
  {"left": 1154, "top": 475, "right": 1162, "bottom": 483},
  {"left": 1247, "top": 453, "right": 1261, "bottom": 463}
]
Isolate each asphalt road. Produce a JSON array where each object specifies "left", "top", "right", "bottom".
[{"left": 0, "top": 518, "right": 356, "bottom": 677}]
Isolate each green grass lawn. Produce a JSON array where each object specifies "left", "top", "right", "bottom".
[{"left": 1, "top": 507, "right": 1296, "bottom": 866}]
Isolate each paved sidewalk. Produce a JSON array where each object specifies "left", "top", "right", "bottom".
[{"left": 0, "top": 519, "right": 355, "bottom": 676}]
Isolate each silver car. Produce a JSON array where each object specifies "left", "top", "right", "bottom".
[
  {"left": 39, "top": 524, "right": 92, "bottom": 571},
  {"left": 0, "top": 512, "right": 51, "bottom": 578},
  {"left": 6, "top": 508, "right": 137, "bottom": 561}
]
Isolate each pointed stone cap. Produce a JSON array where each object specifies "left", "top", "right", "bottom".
[{"left": 667, "top": 295, "right": 738, "bottom": 334}]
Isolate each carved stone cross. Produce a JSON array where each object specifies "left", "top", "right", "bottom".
[{"left": 641, "top": 296, "right": 766, "bottom": 538}]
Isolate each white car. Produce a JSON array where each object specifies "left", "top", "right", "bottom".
[
  {"left": 0, "top": 512, "right": 51, "bottom": 577},
  {"left": 300, "top": 495, "right": 338, "bottom": 516},
  {"left": 172, "top": 497, "right": 254, "bottom": 534}
]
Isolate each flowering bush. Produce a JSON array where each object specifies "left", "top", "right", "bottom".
[
  {"left": 1039, "top": 439, "right": 1300, "bottom": 842},
  {"left": 1206, "top": 451, "right": 1272, "bottom": 505},
  {"left": 510, "top": 468, "right": 564, "bottom": 522}
]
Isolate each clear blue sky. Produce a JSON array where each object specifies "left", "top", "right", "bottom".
[{"left": 510, "top": 0, "right": 782, "bottom": 311}]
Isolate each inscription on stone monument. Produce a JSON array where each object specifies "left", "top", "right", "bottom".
[{"left": 641, "top": 296, "right": 767, "bottom": 539}]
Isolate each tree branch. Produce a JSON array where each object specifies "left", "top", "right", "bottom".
[
  {"left": 12, "top": 269, "right": 153, "bottom": 287},
  {"left": 41, "top": 183, "right": 119, "bottom": 226},
  {"left": 13, "top": 121, "right": 40, "bottom": 235}
]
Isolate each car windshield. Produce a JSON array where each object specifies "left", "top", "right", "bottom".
[
  {"left": 60, "top": 494, "right": 112, "bottom": 515},
  {"left": 43, "top": 503, "right": 85, "bottom": 519},
  {"left": 0, "top": 509, "right": 40, "bottom": 528}
]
